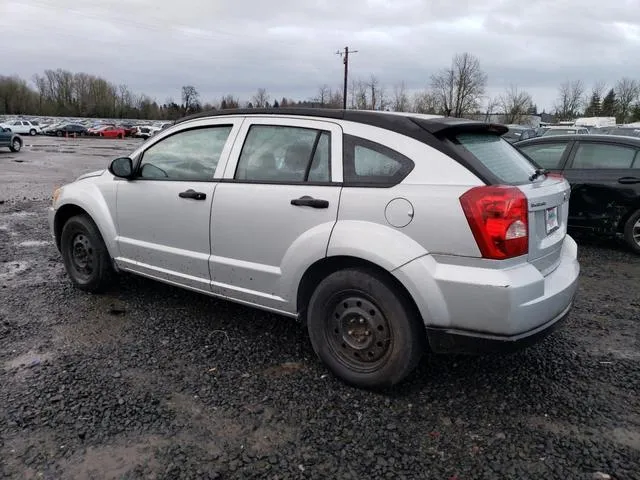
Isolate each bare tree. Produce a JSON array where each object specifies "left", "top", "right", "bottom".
[
  {"left": 181, "top": 85, "right": 200, "bottom": 113},
  {"left": 412, "top": 90, "right": 441, "bottom": 114},
  {"left": 219, "top": 94, "right": 239, "bottom": 110},
  {"left": 368, "top": 75, "right": 380, "bottom": 110},
  {"left": 252, "top": 87, "right": 270, "bottom": 108},
  {"left": 350, "top": 79, "right": 368, "bottom": 109},
  {"left": 431, "top": 52, "right": 487, "bottom": 117},
  {"left": 315, "top": 84, "right": 330, "bottom": 106},
  {"left": 555, "top": 80, "right": 584, "bottom": 120},
  {"left": 392, "top": 81, "right": 410, "bottom": 112},
  {"left": 499, "top": 85, "right": 533, "bottom": 124},
  {"left": 483, "top": 96, "right": 500, "bottom": 122},
  {"left": 615, "top": 77, "right": 640, "bottom": 123}
]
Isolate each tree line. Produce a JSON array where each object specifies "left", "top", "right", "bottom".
[{"left": 1, "top": 54, "right": 640, "bottom": 124}]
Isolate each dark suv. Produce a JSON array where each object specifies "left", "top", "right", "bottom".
[{"left": 515, "top": 134, "right": 640, "bottom": 253}]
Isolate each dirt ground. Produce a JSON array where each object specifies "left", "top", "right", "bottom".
[{"left": 1, "top": 136, "right": 639, "bottom": 479}]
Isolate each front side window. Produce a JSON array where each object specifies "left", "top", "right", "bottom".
[
  {"left": 519, "top": 142, "right": 570, "bottom": 170},
  {"left": 571, "top": 143, "right": 638, "bottom": 169},
  {"left": 138, "top": 126, "right": 232, "bottom": 180},
  {"left": 235, "top": 125, "right": 331, "bottom": 182}
]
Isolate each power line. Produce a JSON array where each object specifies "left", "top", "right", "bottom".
[{"left": 336, "top": 46, "right": 358, "bottom": 110}]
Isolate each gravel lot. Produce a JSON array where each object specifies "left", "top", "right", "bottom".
[{"left": 1, "top": 137, "right": 639, "bottom": 480}]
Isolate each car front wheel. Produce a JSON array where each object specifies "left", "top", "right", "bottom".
[
  {"left": 624, "top": 209, "right": 640, "bottom": 254},
  {"left": 9, "top": 138, "right": 21, "bottom": 152},
  {"left": 60, "top": 214, "right": 114, "bottom": 292},
  {"left": 307, "top": 267, "right": 425, "bottom": 389},
  {"left": 29, "top": 129, "right": 36, "bottom": 136}
]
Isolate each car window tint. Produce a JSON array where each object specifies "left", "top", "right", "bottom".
[
  {"left": 139, "top": 126, "right": 232, "bottom": 180},
  {"left": 519, "top": 142, "right": 568, "bottom": 169},
  {"left": 454, "top": 133, "right": 535, "bottom": 184},
  {"left": 235, "top": 125, "right": 330, "bottom": 182},
  {"left": 571, "top": 143, "right": 637, "bottom": 169},
  {"left": 634, "top": 151, "right": 640, "bottom": 169},
  {"left": 343, "top": 135, "right": 414, "bottom": 185}
]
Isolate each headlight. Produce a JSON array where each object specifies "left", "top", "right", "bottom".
[{"left": 52, "top": 187, "right": 63, "bottom": 205}]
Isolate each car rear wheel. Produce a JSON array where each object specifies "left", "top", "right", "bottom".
[
  {"left": 29, "top": 129, "right": 36, "bottom": 136},
  {"left": 60, "top": 214, "right": 114, "bottom": 292},
  {"left": 306, "top": 267, "right": 424, "bottom": 389},
  {"left": 56, "top": 130, "right": 63, "bottom": 137},
  {"left": 623, "top": 209, "right": 640, "bottom": 254},
  {"left": 9, "top": 139, "right": 21, "bottom": 152}
]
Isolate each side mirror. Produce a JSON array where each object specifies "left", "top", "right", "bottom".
[{"left": 109, "top": 157, "right": 134, "bottom": 179}]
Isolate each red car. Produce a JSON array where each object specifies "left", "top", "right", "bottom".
[{"left": 99, "top": 126, "right": 126, "bottom": 139}]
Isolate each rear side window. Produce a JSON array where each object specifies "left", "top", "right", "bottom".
[
  {"left": 454, "top": 133, "right": 535, "bottom": 184},
  {"left": 343, "top": 135, "right": 414, "bottom": 186},
  {"left": 570, "top": 143, "right": 638, "bottom": 169},
  {"left": 235, "top": 125, "right": 331, "bottom": 183},
  {"left": 519, "top": 142, "right": 569, "bottom": 170}
]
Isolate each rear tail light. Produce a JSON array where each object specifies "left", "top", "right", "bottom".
[{"left": 459, "top": 186, "right": 529, "bottom": 259}]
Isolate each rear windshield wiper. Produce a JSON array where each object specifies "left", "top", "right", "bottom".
[{"left": 529, "top": 168, "right": 548, "bottom": 182}]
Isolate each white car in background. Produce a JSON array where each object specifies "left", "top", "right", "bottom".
[{"left": 3, "top": 120, "right": 42, "bottom": 136}]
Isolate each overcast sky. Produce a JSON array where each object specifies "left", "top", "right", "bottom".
[{"left": 2, "top": 0, "right": 640, "bottom": 111}]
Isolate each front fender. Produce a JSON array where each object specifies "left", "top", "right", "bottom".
[
  {"left": 54, "top": 179, "right": 119, "bottom": 258},
  {"left": 327, "top": 220, "right": 429, "bottom": 271}
]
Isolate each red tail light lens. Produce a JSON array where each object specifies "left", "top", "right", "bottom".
[{"left": 459, "top": 186, "right": 529, "bottom": 259}]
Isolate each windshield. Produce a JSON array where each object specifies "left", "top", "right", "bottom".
[{"left": 454, "top": 133, "right": 536, "bottom": 184}]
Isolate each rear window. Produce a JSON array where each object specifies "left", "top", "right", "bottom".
[{"left": 454, "top": 133, "right": 536, "bottom": 184}]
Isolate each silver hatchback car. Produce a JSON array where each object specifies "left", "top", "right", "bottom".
[{"left": 49, "top": 109, "right": 580, "bottom": 388}]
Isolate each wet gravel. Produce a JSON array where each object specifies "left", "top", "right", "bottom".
[{"left": 1, "top": 138, "right": 639, "bottom": 479}]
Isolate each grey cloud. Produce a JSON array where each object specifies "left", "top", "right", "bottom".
[{"left": 2, "top": 0, "right": 640, "bottom": 110}]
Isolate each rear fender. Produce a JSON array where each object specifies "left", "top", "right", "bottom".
[{"left": 327, "top": 220, "right": 428, "bottom": 271}]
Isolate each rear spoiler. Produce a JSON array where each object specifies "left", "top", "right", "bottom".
[{"left": 412, "top": 118, "right": 508, "bottom": 136}]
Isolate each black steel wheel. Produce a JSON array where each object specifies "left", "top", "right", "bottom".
[
  {"left": 307, "top": 267, "right": 425, "bottom": 389},
  {"left": 9, "top": 138, "right": 21, "bottom": 152},
  {"left": 624, "top": 209, "right": 640, "bottom": 254},
  {"left": 60, "top": 214, "right": 114, "bottom": 292}
]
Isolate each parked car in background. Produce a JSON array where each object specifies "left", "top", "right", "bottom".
[
  {"left": 502, "top": 125, "right": 537, "bottom": 143},
  {"left": 0, "top": 126, "right": 23, "bottom": 152},
  {"left": 515, "top": 134, "right": 640, "bottom": 253},
  {"left": 133, "top": 126, "right": 154, "bottom": 139},
  {"left": 118, "top": 124, "right": 138, "bottom": 137},
  {"left": 88, "top": 125, "right": 113, "bottom": 136},
  {"left": 593, "top": 127, "right": 640, "bottom": 138},
  {"left": 3, "top": 120, "right": 42, "bottom": 136},
  {"left": 99, "top": 126, "right": 126, "bottom": 139},
  {"left": 49, "top": 109, "right": 579, "bottom": 388},
  {"left": 45, "top": 124, "right": 89, "bottom": 137},
  {"left": 542, "top": 126, "right": 589, "bottom": 136}
]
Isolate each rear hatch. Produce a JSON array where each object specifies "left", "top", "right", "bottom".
[{"left": 424, "top": 122, "right": 571, "bottom": 275}]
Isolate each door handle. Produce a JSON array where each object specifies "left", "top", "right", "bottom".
[
  {"left": 618, "top": 177, "right": 640, "bottom": 184},
  {"left": 291, "top": 195, "right": 329, "bottom": 209},
  {"left": 178, "top": 189, "right": 207, "bottom": 200}
]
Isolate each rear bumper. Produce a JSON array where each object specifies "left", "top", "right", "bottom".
[
  {"left": 393, "top": 235, "right": 580, "bottom": 353},
  {"left": 426, "top": 299, "right": 573, "bottom": 354}
]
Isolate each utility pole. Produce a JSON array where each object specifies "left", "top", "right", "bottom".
[{"left": 336, "top": 46, "right": 358, "bottom": 110}]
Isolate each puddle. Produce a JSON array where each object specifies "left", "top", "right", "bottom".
[
  {"left": 4, "top": 350, "right": 53, "bottom": 370},
  {"left": 17, "top": 240, "right": 51, "bottom": 247}
]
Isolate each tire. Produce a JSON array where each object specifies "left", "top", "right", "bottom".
[
  {"left": 60, "top": 214, "right": 114, "bottom": 293},
  {"left": 9, "top": 138, "right": 21, "bottom": 152},
  {"left": 56, "top": 130, "right": 63, "bottom": 137},
  {"left": 118, "top": 133, "right": 124, "bottom": 139},
  {"left": 29, "top": 129, "right": 36, "bottom": 136},
  {"left": 623, "top": 209, "right": 640, "bottom": 254},
  {"left": 306, "top": 268, "right": 424, "bottom": 389}
]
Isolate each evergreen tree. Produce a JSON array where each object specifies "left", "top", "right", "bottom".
[
  {"left": 601, "top": 89, "right": 617, "bottom": 117},
  {"left": 584, "top": 92, "right": 601, "bottom": 117}
]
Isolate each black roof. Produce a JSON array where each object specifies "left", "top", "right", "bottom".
[
  {"left": 175, "top": 108, "right": 509, "bottom": 136},
  {"left": 514, "top": 134, "right": 640, "bottom": 147}
]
